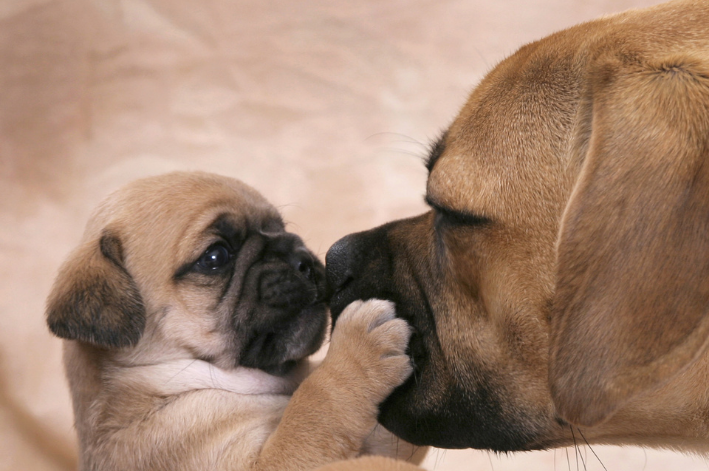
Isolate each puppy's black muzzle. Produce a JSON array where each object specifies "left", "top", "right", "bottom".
[
  {"left": 259, "top": 250, "right": 319, "bottom": 308},
  {"left": 238, "top": 232, "right": 329, "bottom": 376}
]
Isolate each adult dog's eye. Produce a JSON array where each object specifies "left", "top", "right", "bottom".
[
  {"left": 425, "top": 196, "right": 489, "bottom": 227},
  {"left": 196, "top": 243, "right": 232, "bottom": 272}
]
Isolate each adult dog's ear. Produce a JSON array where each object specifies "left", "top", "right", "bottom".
[
  {"left": 549, "top": 54, "right": 709, "bottom": 427},
  {"left": 46, "top": 230, "right": 145, "bottom": 348}
]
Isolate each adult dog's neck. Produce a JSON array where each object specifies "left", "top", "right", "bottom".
[{"left": 581, "top": 353, "right": 709, "bottom": 453}]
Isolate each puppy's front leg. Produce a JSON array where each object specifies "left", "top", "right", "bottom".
[{"left": 254, "top": 300, "right": 412, "bottom": 471}]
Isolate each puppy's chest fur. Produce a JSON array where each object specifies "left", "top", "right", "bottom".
[
  {"left": 94, "top": 392, "right": 285, "bottom": 470},
  {"left": 75, "top": 349, "right": 292, "bottom": 470}
]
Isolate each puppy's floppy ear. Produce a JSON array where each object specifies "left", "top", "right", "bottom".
[
  {"left": 549, "top": 54, "right": 709, "bottom": 427},
  {"left": 46, "top": 230, "right": 145, "bottom": 348}
]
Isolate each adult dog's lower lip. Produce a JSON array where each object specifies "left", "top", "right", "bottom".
[
  {"left": 308, "top": 300, "right": 329, "bottom": 312},
  {"left": 406, "top": 329, "right": 425, "bottom": 374},
  {"left": 328, "top": 277, "right": 357, "bottom": 315},
  {"left": 328, "top": 285, "right": 355, "bottom": 319}
]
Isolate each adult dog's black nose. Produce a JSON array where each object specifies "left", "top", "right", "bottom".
[
  {"left": 325, "top": 225, "right": 395, "bottom": 322},
  {"left": 325, "top": 234, "right": 357, "bottom": 295},
  {"left": 326, "top": 223, "right": 398, "bottom": 321},
  {"left": 326, "top": 232, "right": 376, "bottom": 322}
]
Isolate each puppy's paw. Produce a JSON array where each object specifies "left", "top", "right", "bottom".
[{"left": 327, "top": 299, "right": 413, "bottom": 401}]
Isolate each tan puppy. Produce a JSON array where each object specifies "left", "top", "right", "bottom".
[
  {"left": 326, "top": 0, "right": 709, "bottom": 455},
  {"left": 46, "top": 172, "right": 424, "bottom": 470}
]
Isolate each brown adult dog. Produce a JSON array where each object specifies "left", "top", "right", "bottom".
[
  {"left": 326, "top": 0, "right": 709, "bottom": 454},
  {"left": 45, "top": 172, "right": 423, "bottom": 470}
]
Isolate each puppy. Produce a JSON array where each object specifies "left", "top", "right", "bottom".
[{"left": 46, "top": 172, "right": 423, "bottom": 470}]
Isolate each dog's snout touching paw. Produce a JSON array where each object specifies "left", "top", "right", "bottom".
[{"left": 327, "top": 299, "right": 414, "bottom": 401}]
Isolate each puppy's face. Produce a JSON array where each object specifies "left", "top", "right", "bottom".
[{"left": 47, "top": 172, "right": 328, "bottom": 375}]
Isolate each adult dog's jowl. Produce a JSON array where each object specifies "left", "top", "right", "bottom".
[{"left": 327, "top": 0, "right": 709, "bottom": 452}]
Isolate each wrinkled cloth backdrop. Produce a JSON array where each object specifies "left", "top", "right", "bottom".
[{"left": 2, "top": 0, "right": 705, "bottom": 470}]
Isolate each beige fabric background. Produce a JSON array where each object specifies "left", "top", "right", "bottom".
[{"left": 2, "top": 0, "right": 708, "bottom": 470}]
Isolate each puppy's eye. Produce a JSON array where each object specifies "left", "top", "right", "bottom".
[{"left": 196, "top": 243, "right": 232, "bottom": 272}]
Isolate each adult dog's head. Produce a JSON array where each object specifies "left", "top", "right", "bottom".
[
  {"left": 47, "top": 172, "right": 328, "bottom": 376},
  {"left": 327, "top": 0, "right": 709, "bottom": 452}
]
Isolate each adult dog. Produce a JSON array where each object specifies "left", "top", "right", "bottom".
[
  {"left": 327, "top": 0, "right": 709, "bottom": 454},
  {"left": 46, "top": 172, "right": 422, "bottom": 470}
]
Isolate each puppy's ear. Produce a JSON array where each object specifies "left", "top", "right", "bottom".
[
  {"left": 549, "top": 54, "right": 709, "bottom": 427},
  {"left": 46, "top": 230, "right": 145, "bottom": 348}
]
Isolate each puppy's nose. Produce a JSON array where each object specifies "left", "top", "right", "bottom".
[
  {"left": 325, "top": 234, "right": 357, "bottom": 293},
  {"left": 289, "top": 250, "right": 315, "bottom": 282}
]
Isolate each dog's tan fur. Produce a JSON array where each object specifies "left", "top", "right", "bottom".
[
  {"left": 325, "top": 0, "right": 709, "bottom": 458},
  {"left": 46, "top": 172, "right": 425, "bottom": 470}
]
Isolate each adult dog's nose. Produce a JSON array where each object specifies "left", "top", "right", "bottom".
[
  {"left": 325, "top": 234, "right": 357, "bottom": 295},
  {"left": 325, "top": 224, "right": 394, "bottom": 321}
]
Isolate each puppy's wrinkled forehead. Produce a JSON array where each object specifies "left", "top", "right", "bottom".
[{"left": 84, "top": 172, "right": 282, "bottom": 281}]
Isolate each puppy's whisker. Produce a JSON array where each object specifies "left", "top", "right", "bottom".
[
  {"left": 279, "top": 215, "right": 305, "bottom": 232},
  {"left": 208, "top": 363, "right": 219, "bottom": 389},
  {"left": 305, "top": 250, "right": 316, "bottom": 265},
  {"left": 162, "top": 359, "right": 198, "bottom": 386},
  {"left": 363, "top": 422, "right": 381, "bottom": 448}
]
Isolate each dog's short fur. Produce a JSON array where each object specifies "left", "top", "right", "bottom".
[
  {"left": 46, "top": 172, "right": 424, "bottom": 470},
  {"left": 326, "top": 0, "right": 709, "bottom": 454}
]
